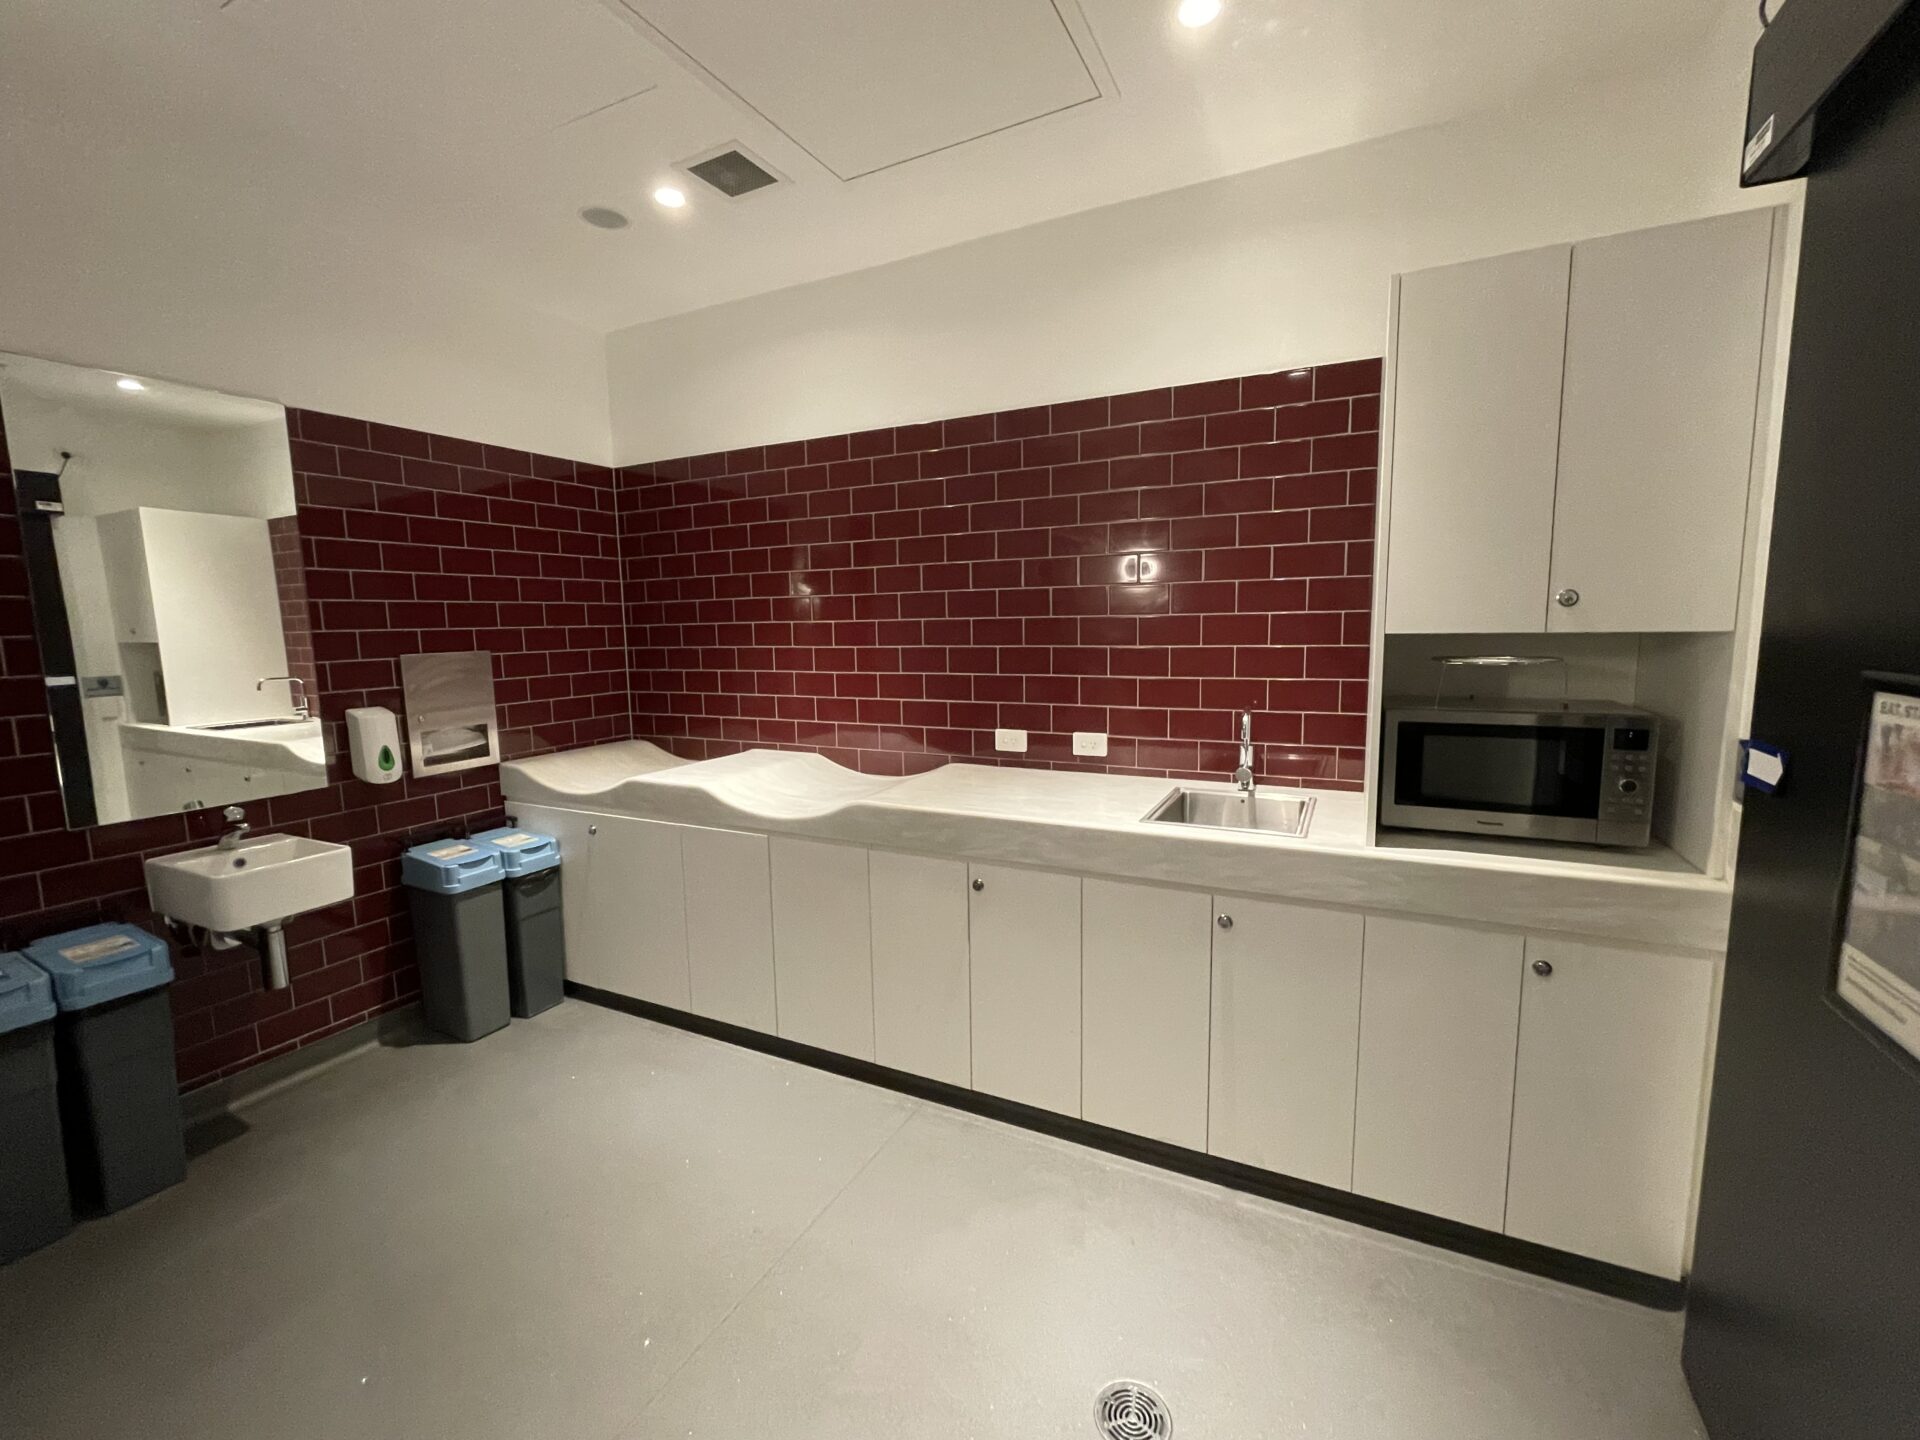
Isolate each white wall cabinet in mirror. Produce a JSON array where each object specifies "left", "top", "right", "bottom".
[{"left": 0, "top": 352, "right": 324, "bottom": 828}]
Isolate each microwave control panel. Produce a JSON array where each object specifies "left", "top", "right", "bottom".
[{"left": 1597, "top": 724, "right": 1657, "bottom": 842}]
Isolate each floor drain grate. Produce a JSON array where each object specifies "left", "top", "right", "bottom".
[{"left": 1095, "top": 1380, "right": 1173, "bottom": 1440}]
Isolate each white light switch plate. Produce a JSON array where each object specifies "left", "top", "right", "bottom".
[
  {"left": 994, "top": 728, "right": 1028, "bottom": 753},
  {"left": 1072, "top": 731, "right": 1108, "bottom": 757}
]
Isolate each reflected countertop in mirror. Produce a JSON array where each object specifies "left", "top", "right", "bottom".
[{"left": 0, "top": 352, "right": 327, "bottom": 828}]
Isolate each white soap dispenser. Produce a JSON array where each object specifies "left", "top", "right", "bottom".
[{"left": 346, "top": 706, "right": 404, "bottom": 785}]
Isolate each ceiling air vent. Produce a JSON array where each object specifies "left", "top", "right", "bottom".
[{"left": 681, "top": 144, "right": 783, "bottom": 199}]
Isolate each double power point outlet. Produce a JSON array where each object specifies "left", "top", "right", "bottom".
[{"left": 994, "top": 728, "right": 1109, "bottom": 757}]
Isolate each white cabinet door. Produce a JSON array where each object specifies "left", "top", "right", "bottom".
[
  {"left": 1549, "top": 209, "right": 1774, "bottom": 633},
  {"left": 869, "top": 850, "right": 971, "bottom": 1087},
  {"left": 770, "top": 836, "right": 874, "bottom": 1060},
  {"left": 1506, "top": 938, "right": 1716, "bottom": 1277},
  {"left": 1384, "top": 245, "right": 1571, "bottom": 634},
  {"left": 140, "top": 509, "right": 291, "bottom": 726},
  {"left": 513, "top": 805, "right": 690, "bottom": 1009},
  {"left": 1082, "top": 879, "right": 1212, "bottom": 1150},
  {"left": 1353, "top": 917, "right": 1524, "bottom": 1231},
  {"left": 969, "top": 863, "right": 1081, "bottom": 1116},
  {"left": 1208, "top": 899, "right": 1365, "bottom": 1190},
  {"left": 681, "top": 826, "right": 777, "bottom": 1032}
]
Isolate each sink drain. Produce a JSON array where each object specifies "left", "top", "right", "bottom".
[{"left": 1095, "top": 1380, "right": 1173, "bottom": 1440}]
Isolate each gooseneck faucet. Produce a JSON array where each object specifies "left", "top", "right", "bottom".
[
  {"left": 257, "top": 675, "right": 310, "bottom": 720},
  {"left": 1233, "top": 711, "right": 1256, "bottom": 793}
]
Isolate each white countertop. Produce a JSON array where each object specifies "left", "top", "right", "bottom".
[{"left": 502, "top": 743, "right": 1733, "bottom": 954}]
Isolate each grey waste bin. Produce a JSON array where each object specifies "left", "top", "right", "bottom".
[
  {"left": 0, "top": 951, "right": 73, "bottom": 1261},
  {"left": 23, "top": 925, "right": 186, "bottom": 1216},
  {"left": 474, "top": 827, "right": 565, "bottom": 1019},
  {"left": 401, "top": 839, "right": 511, "bottom": 1042}
]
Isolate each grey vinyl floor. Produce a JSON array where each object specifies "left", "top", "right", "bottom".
[{"left": 0, "top": 1000, "right": 1707, "bottom": 1439}]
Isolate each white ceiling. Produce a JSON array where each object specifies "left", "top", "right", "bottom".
[
  {"left": 0, "top": 0, "right": 1727, "bottom": 336},
  {"left": 0, "top": 352, "right": 286, "bottom": 431}
]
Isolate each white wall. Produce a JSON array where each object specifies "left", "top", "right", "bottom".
[
  {"left": 0, "top": 110, "right": 612, "bottom": 465},
  {"left": 607, "top": 5, "right": 1789, "bottom": 464}
]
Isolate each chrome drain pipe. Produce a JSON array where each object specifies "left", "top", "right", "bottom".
[{"left": 255, "top": 921, "right": 291, "bottom": 991}]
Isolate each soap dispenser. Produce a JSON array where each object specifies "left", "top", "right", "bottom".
[{"left": 346, "top": 706, "right": 403, "bottom": 785}]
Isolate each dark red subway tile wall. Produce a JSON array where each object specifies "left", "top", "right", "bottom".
[
  {"left": 620, "top": 360, "right": 1381, "bottom": 785},
  {"left": 0, "top": 409, "right": 625, "bottom": 1089}
]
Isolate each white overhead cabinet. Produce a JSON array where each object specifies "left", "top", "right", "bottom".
[
  {"left": 1385, "top": 210, "right": 1777, "bottom": 635},
  {"left": 1352, "top": 917, "right": 1524, "bottom": 1231},
  {"left": 868, "top": 851, "right": 971, "bottom": 1086},
  {"left": 95, "top": 507, "right": 292, "bottom": 725},
  {"left": 968, "top": 863, "right": 1081, "bottom": 1116},
  {"left": 1207, "top": 899, "right": 1364, "bottom": 1190},
  {"left": 1505, "top": 938, "right": 1717, "bottom": 1277},
  {"left": 769, "top": 837, "right": 875, "bottom": 1060},
  {"left": 1383, "top": 245, "right": 1571, "bottom": 635},
  {"left": 681, "top": 826, "right": 777, "bottom": 1031},
  {"left": 1081, "top": 879, "right": 1212, "bottom": 1150}
]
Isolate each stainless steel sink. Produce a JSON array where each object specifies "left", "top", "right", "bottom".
[{"left": 1143, "top": 787, "right": 1315, "bottom": 838}]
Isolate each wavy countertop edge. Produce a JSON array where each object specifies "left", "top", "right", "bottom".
[{"left": 501, "top": 742, "right": 1733, "bottom": 954}]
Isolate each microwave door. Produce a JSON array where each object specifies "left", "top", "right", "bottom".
[{"left": 1384, "top": 720, "right": 1607, "bottom": 843}]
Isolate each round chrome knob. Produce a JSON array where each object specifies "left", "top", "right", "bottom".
[
  {"left": 1217, "top": 914, "right": 1234, "bottom": 930},
  {"left": 588, "top": 825, "right": 598, "bottom": 836},
  {"left": 972, "top": 877, "right": 985, "bottom": 892},
  {"left": 1532, "top": 959, "right": 1553, "bottom": 977},
  {"left": 1555, "top": 588, "right": 1581, "bottom": 608}
]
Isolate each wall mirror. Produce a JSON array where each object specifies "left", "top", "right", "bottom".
[{"left": 0, "top": 352, "right": 324, "bottom": 828}]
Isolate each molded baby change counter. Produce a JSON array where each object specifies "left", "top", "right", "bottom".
[
  {"left": 23, "top": 925, "right": 186, "bottom": 1216},
  {"left": 0, "top": 952, "right": 73, "bottom": 1261},
  {"left": 473, "top": 828, "right": 566, "bottom": 1019},
  {"left": 401, "top": 839, "right": 511, "bottom": 1042}
]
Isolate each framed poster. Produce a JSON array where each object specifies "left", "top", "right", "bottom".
[{"left": 1834, "top": 681, "right": 1920, "bottom": 1065}]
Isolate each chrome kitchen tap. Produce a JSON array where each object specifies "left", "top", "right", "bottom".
[
  {"left": 1233, "top": 711, "right": 1256, "bottom": 793},
  {"left": 257, "top": 674, "right": 310, "bottom": 720}
]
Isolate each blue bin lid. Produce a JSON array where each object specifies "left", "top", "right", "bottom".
[
  {"left": 401, "top": 838, "right": 505, "bottom": 894},
  {"left": 22, "top": 924, "right": 173, "bottom": 1011},
  {"left": 0, "top": 952, "right": 56, "bottom": 1034},
  {"left": 471, "top": 827, "right": 561, "bottom": 877}
]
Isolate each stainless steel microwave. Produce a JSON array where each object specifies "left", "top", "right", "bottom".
[{"left": 1379, "top": 702, "right": 1659, "bottom": 847}]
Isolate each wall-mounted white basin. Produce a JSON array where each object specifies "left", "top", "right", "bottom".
[{"left": 145, "top": 833, "right": 354, "bottom": 934}]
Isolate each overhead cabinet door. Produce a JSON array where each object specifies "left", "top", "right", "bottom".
[
  {"left": 1384, "top": 245, "right": 1571, "bottom": 634},
  {"left": 1548, "top": 209, "right": 1774, "bottom": 633}
]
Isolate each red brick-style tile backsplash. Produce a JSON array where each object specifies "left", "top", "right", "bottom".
[
  {"left": 0, "top": 410, "right": 626, "bottom": 1089},
  {"left": 620, "top": 360, "right": 1380, "bottom": 785},
  {"left": 1, "top": 355, "right": 1378, "bottom": 1091}
]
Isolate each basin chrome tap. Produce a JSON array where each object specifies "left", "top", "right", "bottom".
[
  {"left": 257, "top": 675, "right": 310, "bottom": 720},
  {"left": 217, "top": 805, "right": 250, "bottom": 851},
  {"left": 1233, "top": 711, "right": 1256, "bottom": 793}
]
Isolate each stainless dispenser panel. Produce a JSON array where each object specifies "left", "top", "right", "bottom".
[{"left": 400, "top": 651, "right": 501, "bottom": 778}]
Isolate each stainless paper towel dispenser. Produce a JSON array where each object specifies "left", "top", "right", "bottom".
[{"left": 400, "top": 651, "right": 501, "bottom": 778}]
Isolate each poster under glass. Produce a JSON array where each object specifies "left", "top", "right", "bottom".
[{"left": 1835, "top": 687, "right": 1920, "bottom": 1064}]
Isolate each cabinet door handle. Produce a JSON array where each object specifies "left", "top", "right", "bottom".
[
  {"left": 1554, "top": 588, "right": 1580, "bottom": 608},
  {"left": 1532, "top": 959, "right": 1553, "bottom": 977},
  {"left": 1216, "top": 914, "right": 1233, "bottom": 930},
  {"left": 971, "top": 877, "right": 985, "bottom": 892}
]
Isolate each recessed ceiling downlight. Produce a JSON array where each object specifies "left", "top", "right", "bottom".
[
  {"left": 652, "top": 185, "right": 687, "bottom": 210},
  {"left": 579, "top": 206, "right": 630, "bottom": 230},
  {"left": 115, "top": 377, "right": 146, "bottom": 392},
  {"left": 1177, "top": 0, "right": 1222, "bottom": 26}
]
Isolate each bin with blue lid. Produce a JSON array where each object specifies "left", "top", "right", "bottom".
[
  {"left": 0, "top": 951, "right": 73, "bottom": 1261},
  {"left": 401, "top": 838, "right": 511, "bottom": 1042},
  {"left": 23, "top": 924, "right": 185, "bottom": 1216},
  {"left": 473, "top": 827, "right": 567, "bottom": 1019}
]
